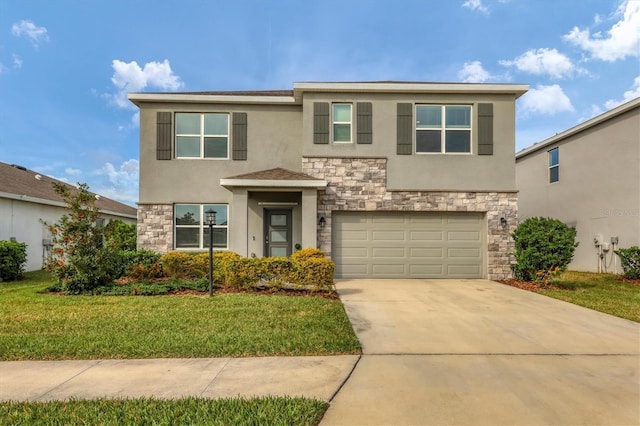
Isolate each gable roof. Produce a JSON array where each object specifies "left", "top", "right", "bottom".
[
  {"left": 0, "top": 162, "right": 137, "bottom": 218},
  {"left": 220, "top": 168, "right": 327, "bottom": 189},
  {"left": 516, "top": 97, "right": 640, "bottom": 159}
]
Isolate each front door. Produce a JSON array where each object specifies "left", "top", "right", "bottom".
[{"left": 264, "top": 209, "right": 292, "bottom": 257}]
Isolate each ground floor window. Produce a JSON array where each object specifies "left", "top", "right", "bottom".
[{"left": 174, "top": 204, "right": 228, "bottom": 249}]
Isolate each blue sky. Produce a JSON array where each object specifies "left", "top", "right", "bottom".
[{"left": 1, "top": 0, "right": 638, "bottom": 206}]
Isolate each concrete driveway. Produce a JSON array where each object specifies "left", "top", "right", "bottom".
[{"left": 321, "top": 279, "right": 640, "bottom": 425}]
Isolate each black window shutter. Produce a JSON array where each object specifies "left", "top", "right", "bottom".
[
  {"left": 357, "top": 102, "right": 373, "bottom": 144},
  {"left": 397, "top": 103, "right": 413, "bottom": 155},
  {"left": 313, "top": 102, "right": 330, "bottom": 144},
  {"left": 156, "top": 112, "right": 172, "bottom": 160},
  {"left": 232, "top": 112, "right": 248, "bottom": 160},
  {"left": 478, "top": 103, "right": 494, "bottom": 155}
]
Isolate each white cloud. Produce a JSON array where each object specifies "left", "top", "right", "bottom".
[
  {"left": 499, "top": 48, "right": 580, "bottom": 79},
  {"left": 12, "top": 54, "right": 23, "bottom": 69},
  {"left": 564, "top": 0, "right": 640, "bottom": 61},
  {"left": 519, "top": 84, "right": 574, "bottom": 115},
  {"left": 11, "top": 20, "right": 49, "bottom": 47},
  {"left": 462, "top": 0, "right": 489, "bottom": 14},
  {"left": 91, "top": 160, "right": 139, "bottom": 206},
  {"left": 458, "top": 61, "right": 492, "bottom": 82},
  {"left": 108, "top": 59, "right": 183, "bottom": 108},
  {"left": 65, "top": 167, "right": 82, "bottom": 176},
  {"left": 604, "top": 75, "right": 640, "bottom": 109}
]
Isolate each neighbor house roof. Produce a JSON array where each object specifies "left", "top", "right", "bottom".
[
  {"left": 128, "top": 81, "right": 529, "bottom": 106},
  {"left": 516, "top": 97, "right": 640, "bottom": 160},
  {"left": 0, "top": 162, "right": 137, "bottom": 218}
]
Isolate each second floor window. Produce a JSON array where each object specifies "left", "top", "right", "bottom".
[
  {"left": 416, "top": 105, "right": 471, "bottom": 154},
  {"left": 175, "top": 113, "right": 229, "bottom": 159},
  {"left": 548, "top": 147, "right": 559, "bottom": 183},
  {"left": 332, "top": 104, "right": 352, "bottom": 143}
]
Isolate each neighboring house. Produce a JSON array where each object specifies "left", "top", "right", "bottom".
[
  {"left": 0, "top": 162, "right": 137, "bottom": 271},
  {"left": 516, "top": 97, "right": 640, "bottom": 273},
  {"left": 129, "top": 81, "right": 528, "bottom": 280}
]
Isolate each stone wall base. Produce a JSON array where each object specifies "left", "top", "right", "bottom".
[{"left": 137, "top": 204, "right": 173, "bottom": 253}]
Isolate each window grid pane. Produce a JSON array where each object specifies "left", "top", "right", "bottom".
[
  {"left": 415, "top": 105, "right": 472, "bottom": 153},
  {"left": 175, "top": 113, "right": 229, "bottom": 159},
  {"left": 175, "top": 204, "right": 229, "bottom": 249},
  {"left": 332, "top": 104, "right": 352, "bottom": 142}
]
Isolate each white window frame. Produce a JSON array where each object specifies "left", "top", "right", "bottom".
[
  {"left": 174, "top": 204, "right": 229, "bottom": 250},
  {"left": 332, "top": 103, "right": 353, "bottom": 143},
  {"left": 548, "top": 147, "right": 559, "bottom": 183},
  {"left": 175, "top": 113, "right": 229, "bottom": 159},
  {"left": 415, "top": 104, "right": 472, "bottom": 154}
]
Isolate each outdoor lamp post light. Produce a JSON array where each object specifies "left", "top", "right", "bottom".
[{"left": 205, "top": 208, "right": 217, "bottom": 296}]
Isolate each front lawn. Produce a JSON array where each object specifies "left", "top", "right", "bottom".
[
  {"left": 0, "top": 396, "right": 328, "bottom": 426},
  {"left": 506, "top": 271, "right": 640, "bottom": 322},
  {"left": 0, "top": 270, "right": 361, "bottom": 360}
]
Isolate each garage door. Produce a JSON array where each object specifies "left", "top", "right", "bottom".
[{"left": 332, "top": 212, "right": 485, "bottom": 279}]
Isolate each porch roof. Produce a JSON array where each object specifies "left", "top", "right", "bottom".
[{"left": 220, "top": 168, "right": 328, "bottom": 189}]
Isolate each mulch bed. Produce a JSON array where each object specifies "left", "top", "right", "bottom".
[
  {"left": 496, "top": 279, "right": 563, "bottom": 292},
  {"left": 169, "top": 286, "right": 340, "bottom": 300}
]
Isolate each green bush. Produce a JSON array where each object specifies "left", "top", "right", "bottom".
[
  {"left": 511, "top": 217, "right": 578, "bottom": 283},
  {"left": 119, "top": 250, "right": 163, "bottom": 280},
  {"left": 615, "top": 246, "right": 640, "bottom": 279},
  {"left": 0, "top": 240, "right": 28, "bottom": 281},
  {"left": 104, "top": 220, "right": 137, "bottom": 251},
  {"left": 160, "top": 251, "right": 241, "bottom": 282}
]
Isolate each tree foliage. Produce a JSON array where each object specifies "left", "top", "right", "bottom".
[
  {"left": 511, "top": 217, "right": 578, "bottom": 283},
  {"left": 44, "top": 183, "right": 121, "bottom": 293}
]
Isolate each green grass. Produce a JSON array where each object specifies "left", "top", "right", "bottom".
[
  {"left": 0, "top": 270, "right": 361, "bottom": 360},
  {"left": 0, "top": 396, "right": 328, "bottom": 426},
  {"left": 540, "top": 271, "right": 640, "bottom": 322}
]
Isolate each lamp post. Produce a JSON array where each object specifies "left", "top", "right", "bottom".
[{"left": 205, "top": 208, "right": 217, "bottom": 296}]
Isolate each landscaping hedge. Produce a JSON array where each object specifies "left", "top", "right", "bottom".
[{"left": 0, "top": 240, "right": 27, "bottom": 282}]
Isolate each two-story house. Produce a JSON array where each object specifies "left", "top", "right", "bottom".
[
  {"left": 129, "top": 81, "right": 528, "bottom": 280},
  {"left": 516, "top": 97, "right": 639, "bottom": 273}
]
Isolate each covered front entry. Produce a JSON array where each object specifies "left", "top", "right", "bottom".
[
  {"left": 332, "top": 211, "right": 485, "bottom": 278},
  {"left": 220, "top": 168, "right": 328, "bottom": 258}
]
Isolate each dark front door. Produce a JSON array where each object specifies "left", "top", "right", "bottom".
[{"left": 264, "top": 209, "right": 292, "bottom": 257}]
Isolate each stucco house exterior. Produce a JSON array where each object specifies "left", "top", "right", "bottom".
[
  {"left": 516, "top": 97, "right": 639, "bottom": 273},
  {"left": 0, "top": 162, "right": 137, "bottom": 271},
  {"left": 129, "top": 81, "right": 528, "bottom": 280}
]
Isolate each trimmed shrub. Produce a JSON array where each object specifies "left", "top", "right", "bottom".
[
  {"left": 615, "top": 246, "right": 640, "bottom": 279},
  {"left": 290, "top": 247, "right": 326, "bottom": 262},
  {"left": 511, "top": 217, "right": 578, "bottom": 283},
  {"left": 225, "top": 257, "right": 264, "bottom": 289},
  {"left": 289, "top": 257, "right": 335, "bottom": 291},
  {"left": 160, "top": 251, "right": 242, "bottom": 282},
  {"left": 0, "top": 240, "right": 28, "bottom": 282},
  {"left": 119, "top": 250, "right": 163, "bottom": 280}
]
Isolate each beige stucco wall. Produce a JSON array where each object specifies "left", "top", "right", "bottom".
[
  {"left": 301, "top": 92, "right": 518, "bottom": 191},
  {"left": 138, "top": 103, "right": 303, "bottom": 204},
  {"left": 516, "top": 106, "right": 640, "bottom": 272}
]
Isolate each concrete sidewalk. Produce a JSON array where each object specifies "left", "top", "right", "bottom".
[{"left": 0, "top": 355, "right": 359, "bottom": 402}]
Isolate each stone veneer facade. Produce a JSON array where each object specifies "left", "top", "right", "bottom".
[
  {"left": 302, "top": 157, "right": 517, "bottom": 280},
  {"left": 137, "top": 204, "right": 173, "bottom": 253}
]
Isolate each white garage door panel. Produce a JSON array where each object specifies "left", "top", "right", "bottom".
[{"left": 333, "top": 212, "right": 485, "bottom": 279}]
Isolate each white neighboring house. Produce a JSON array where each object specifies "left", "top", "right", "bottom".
[
  {"left": 516, "top": 98, "right": 639, "bottom": 273},
  {"left": 0, "top": 162, "right": 137, "bottom": 272}
]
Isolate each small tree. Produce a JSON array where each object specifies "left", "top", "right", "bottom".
[
  {"left": 44, "top": 182, "right": 120, "bottom": 294},
  {"left": 511, "top": 217, "right": 578, "bottom": 283}
]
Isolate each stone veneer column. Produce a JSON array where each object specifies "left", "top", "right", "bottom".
[
  {"left": 137, "top": 204, "right": 173, "bottom": 253},
  {"left": 302, "top": 157, "right": 517, "bottom": 280}
]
